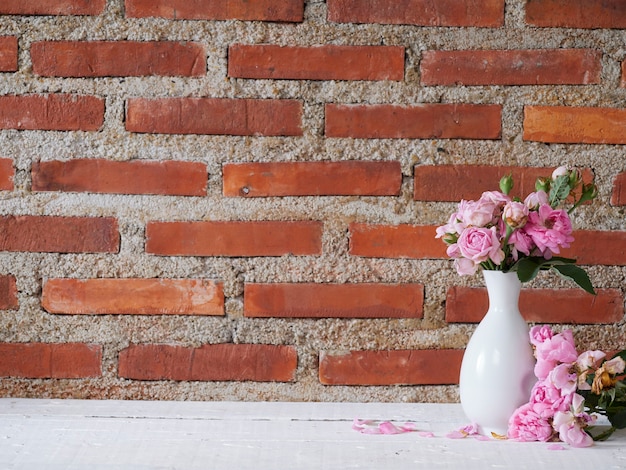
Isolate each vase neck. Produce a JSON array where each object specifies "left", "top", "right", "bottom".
[{"left": 483, "top": 270, "right": 521, "bottom": 312}]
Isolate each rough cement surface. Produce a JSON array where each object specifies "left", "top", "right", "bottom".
[{"left": 0, "top": 0, "right": 624, "bottom": 402}]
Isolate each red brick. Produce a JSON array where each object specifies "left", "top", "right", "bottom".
[
  {"left": 0, "top": 94, "right": 104, "bottom": 131},
  {"left": 146, "top": 220, "right": 322, "bottom": 257},
  {"left": 327, "top": 0, "right": 503, "bottom": 27},
  {"left": 223, "top": 161, "right": 401, "bottom": 197},
  {"left": 412, "top": 165, "right": 593, "bottom": 202},
  {"left": 0, "top": 343, "right": 102, "bottom": 378},
  {"left": 319, "top": 349, "right": 463, "bottom": 385},
  {"left": 125, "top": 0, "right": 304, "bottom": 21},
  {"left": 126, "top": 98, "right": 302, "bottom": 136},
  {"left": 349, "top": 223, "right": 446, "bottom": 259},
  {"left": 562, "top": 230, "right": 626, "bottom": 266},
  {"left": 446, "top": 286, "right": 623, "bottom": 324},
  {"left": 0, "top": 0, "right": 106, "bottom": 15},
  {"left": 612, "top": 172, "right": 626, "bottom": 206},
  {"left": 325, "top": 103, "right": 501, "bottom": 139},
  {"left": 526, "top": 0, "right": 626, "bottom": 28},
  {"left": 244, "top": 283, "right": 424, "bottom": 318},
  {"left": 42, "top": 278, "right": 224, "bottom": 315},
  {"left": 118, "top": 343, "right": 297, "bottom": 382},
  {"left": 524, "top": 106, "right": 626, "bottom": 144},
  {"left": 0, "top": 158, "right": 14, "bottom": 191},
  {"left": 32, "top": 159, "right": 207, "bottom": 196},
  {"left": 0, "top": 36, "right": 18, "bottom": 72},
  {"left": 0, "top": 275, "right": 18, "bottom": 310},
  {"left": 0, "top": 215, "right": 119, "bottom": 253},
  {"left": 420, "top": 49, "right": 602, "bottom": 86},
  {"left": 32, "top": 41, "right": 206, "bottom": 77},
  {"left": 228, "top": 44, "right": 404, "bottom": 81}
]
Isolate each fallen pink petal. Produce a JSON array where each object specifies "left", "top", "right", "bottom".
[
  {"left": 547, "top": 444, "right": 567, "bottom": 451},
  {"left": 353, "top": 418, "right": 419, "bottom": 435}
]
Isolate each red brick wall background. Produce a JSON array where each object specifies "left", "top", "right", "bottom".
[{"left": 0, "top": 0, "right": 624, "bottom": 402}]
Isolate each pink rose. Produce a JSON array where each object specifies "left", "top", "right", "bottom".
[
  {"left": 551, "top": 166, "right": 569, "bottom": 180},
  {"left": 454, "top": 257, "right": 478, "bottom": 276},
  {"left": 575, "top": 350, "right": 606, "bottom": 390},
  {"left": 503, "top": 201, "right": 529, "bottom": 229},
  {"left": 549, "top": 363, "right": 577, "bottom": 395},
  {"left": 529, "top": 379, "right": 573, "bottom": 414},
  {"left": 534, "top": 331, "right": 578, "bottom": 379},
  {"left": 524, "top": 190, "right": 549, "bottom": 210},
  {"left": 529, "top": 325, "right": 554, "bottom": 347},
  {"left": 459, "top": 198, "right": 497, "bottom": 227},
  {"left": 507, "top": 402, "right": 555, "bottom": 442},
  {"left": 524, "top": 205, "right": 574, "bottom": 258},
  {"left": 604, "top": 356, "right": 626, "bottom": 375},
  {"left": 480, "top": 190, "right": 510, "bottom": 207},
  {"left": 457, "top": 227, "right": 504, "bottom": 266},
  {"left": 436, "top": 212, "right": 465, "bottom": 239},
  {"left": 508, "top": 229, "right": 535, "bottom": 259},
  {"left": 552, "top": 394, "right": 595, "bottom": 448},
  {"left": 554, "top": 420, "right": 594, "bottom": 447},
  {"left": 576, "top": 350, "right": 606, "bottom": 370}
]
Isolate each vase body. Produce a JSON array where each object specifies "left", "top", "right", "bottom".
[{"left": 459, "top": 270, "right": 536, "bottom": 436}]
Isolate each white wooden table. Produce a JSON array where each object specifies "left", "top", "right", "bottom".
[{"left": 0, "top": 399, "right": 624, "bottom": 469}]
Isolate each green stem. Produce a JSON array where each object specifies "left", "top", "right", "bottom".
[{"left": 590, "top": 426, "right": 617, "bottom": 441}]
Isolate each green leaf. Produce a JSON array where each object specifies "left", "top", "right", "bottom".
[
  {"left": 509, "top": 257, "right": 596, "bottom": 294},
  {"left": 511, "top": 257, "right": 542, "bottom": 282},
  {"left": 608, "top": 408, "right": 626, "bottom": 429},
  {"left": 549, "top": 174, "right": 571, "bottom": 207},
  {"left": 551, "top": 264, "right": 596, "bottom": 295}
]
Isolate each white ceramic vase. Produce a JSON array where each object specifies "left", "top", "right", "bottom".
[{"left": 459, "top": 270, "right": 536, "bottom": 436}]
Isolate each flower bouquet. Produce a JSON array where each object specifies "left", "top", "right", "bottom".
[
  {"left": 509, "top": 325, "right": 626, "bottom": 447},
  {"left": 436, "top": 166, "right": 598, "bottom": 294}
]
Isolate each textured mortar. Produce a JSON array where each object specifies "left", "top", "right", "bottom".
[{"left": 0, "top": 0, "right": 624, "bottom": 402}]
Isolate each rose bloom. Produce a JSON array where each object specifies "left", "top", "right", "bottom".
[
  {"left": 591, "top": 356, "right": 626, "bottom": 394},
  {"left": 604, "top": 356, "right": 626, "bottom": 375},
  {"left": 524, "top": 190, "right": 549, "bottom": 210},
  {"left": 480, "top": 190, "right": 510, "bottom": 207},
  {"left": 529, "top": 325, "right": 554, "bottom": 347},
  {"left": 524, "top": 204, "right": 574, "bottom": 258},
  {"left": 507, "top": 402, "right": 555, "bottom": 442},
  {"left": 460, "top": 198, "right": 497, "bottom": 227},
  {"left": 436, "top": 212, "right": 464, "bottom": 240},
  {"left": 457, "top": 226, "right": 505, "bottom": 266},
  {"left": 549, "top": 363, "right": 578, "bottom": 396},
  {"left": 552, "top": 394, "right": 595, "bottom": 448},
  {"left": 503, "top": 201, "right": 529, "bottom": 229},
  {"left": 508, "top": 229, "right": 535, "bottom": 259},
  {"left": 529, "top": 379, "right": 573, "bottom": 415},
  {"left": 576, "top": 350, "right": 606, "bottom": 390},
  {"left": 454, "top": 257, "right": 478, "bottom": 276},
  {"left": 534, "top": 331, "right": 578, "bottom": 379}
]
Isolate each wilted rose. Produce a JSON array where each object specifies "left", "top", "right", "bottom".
[{"left": 503, "top": 201, "right": 529, "bottom": 229}]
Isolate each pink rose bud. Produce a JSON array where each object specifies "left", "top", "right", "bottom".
[
  {"left": 551, "top": 166, "right": 569, "bottom": 180},
  {"left": 503, "top": 201, "right": 529, "bottom": 228}
]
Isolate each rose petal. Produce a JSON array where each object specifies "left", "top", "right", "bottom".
[
  {"left": 379, "top": 421, "right": 404, "bottom": 434},
  {"left": 547, "top": 444, "right": 567, "bottom": 451}
]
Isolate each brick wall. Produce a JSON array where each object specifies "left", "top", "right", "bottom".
[{"left": 0, "top": 0, "right": 624, "bottom": 402}]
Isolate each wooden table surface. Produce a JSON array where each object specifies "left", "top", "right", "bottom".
[{"left": 0, "top": 399, "right": 624, "bottom": 469}]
